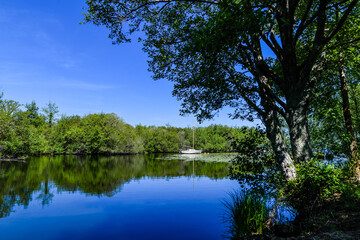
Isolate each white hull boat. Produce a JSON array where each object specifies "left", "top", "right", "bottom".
[{"left": 179, "top": 149, "right": 202, "bottom": 154}]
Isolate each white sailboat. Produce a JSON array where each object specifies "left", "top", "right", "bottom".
[
  {"left": 179, "top": 148, "right": 202, "bottom": 154},
  {"left": 179, "top": 120, "right": 202, "bottom": 154}
]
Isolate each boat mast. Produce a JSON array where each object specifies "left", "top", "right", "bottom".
[{"left": 193, "top": 119, "right": 195, "bottom": 149}]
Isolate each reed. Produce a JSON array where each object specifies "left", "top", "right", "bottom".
[{"left": 223, "top": 190, "right": 269, "bottom": 239}]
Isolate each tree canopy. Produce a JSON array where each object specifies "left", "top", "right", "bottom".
[
  {"left": 84, "top": 0, "right": 360, "bottom": 180},
  {"left": 0, "top": 94, "right": 255, "bottom": 156}
]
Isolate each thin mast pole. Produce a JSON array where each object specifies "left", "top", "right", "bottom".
[{"left": 193, "top": 119, "right": 195, "bottom": 149}]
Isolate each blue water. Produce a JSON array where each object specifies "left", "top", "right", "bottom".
[{"left": 0, "top": 155, "right": 238, "bottom": 240}]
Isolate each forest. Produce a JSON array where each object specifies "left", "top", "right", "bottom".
[
  {"left": 3, "top": 83, "right": 360, "bottom": 160},
  {"left": 0, "top": 93, "right": 258, "bottom": 157}
]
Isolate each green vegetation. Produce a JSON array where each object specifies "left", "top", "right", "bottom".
[
  {"left": 226, "top": 116, "right": 360, "bottom": 237},
  {"left": 274, "top": 161, "right": 360, "bottom": 239},
  {"left": 84, "top": 0, "right": 360, "bottom": 181},
  {"left": 230, "top": 128, "right": 276, "bottom": 189},
  {"left": 83, "top": 6, "right": 360, "bottom": 237},
  {"left": 223, "top": 190, "right": 269, "bottom": 239},
  {"left": 283, "top": 159, "right": 343, "bottom": 218},
  {"left": 0, "top": 94, "right": 256, "bottom": 157},
  {"left": 230, "top": 142, "right": 360, "bottom": 238}
]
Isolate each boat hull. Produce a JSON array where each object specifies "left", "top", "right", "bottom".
[{"left": 179, "top": 149, "right": 202, "bottom": 154}]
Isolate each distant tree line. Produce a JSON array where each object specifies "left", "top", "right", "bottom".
[{"left": 0, "top": 94, "right": 258, "bottom": 157}]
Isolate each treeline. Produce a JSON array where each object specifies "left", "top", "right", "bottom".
[{"left": 0, "top": 94, "right": 256, "bottom": 156}]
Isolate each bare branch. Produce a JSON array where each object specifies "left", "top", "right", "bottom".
[
  {"left": 270, "top": 29, "right": 283, "bottom": 57},
  {"left": 257, "top": 75, "right": 287, "bottom": 119},
  {"left": 155, "top": 2, "right": 171, "bottom": 15},
  {"left": 261, "top": 34, "right": 283, "bottom": 61}
]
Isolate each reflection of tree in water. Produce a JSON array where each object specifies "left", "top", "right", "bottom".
[
  {"left": 36, "top": 180, "right": 54, "bottom": 206},
  {"left": 0, "top": 162, "right": 36, "bottom": 218},
  {"left": 0, "top": 154, "right": 229, "bottom": 218}
]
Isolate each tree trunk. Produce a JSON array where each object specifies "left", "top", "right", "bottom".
[
  {"left": 287, "top": 103, "right": 313, "bottom": 162},
  {"left": 263, "top": 108, "right": 296, "bottom": 180},
  {"left": 257, "top": 72, "right": 297, "bottom": 180},
  {"left": 339, "top": 65, "right": 360, "bottom": 180},
  {"left": 350, "top": 89, "right": 359, "bottom": 140},
  {"left": 351, "top": 88, "right": 360, "bottom": 140}
]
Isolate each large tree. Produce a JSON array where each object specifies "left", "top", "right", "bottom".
[
  {"left": 309, "top": 9, "right": 360, "bottom": 179},
  {"left": 42, "top": 102, "right": 59, "bottom": 127},
  {"left": 84, "top": 0, "right": 360, "bottom": 180}
]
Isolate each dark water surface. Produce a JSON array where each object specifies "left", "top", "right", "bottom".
[{"left": 0, "top": 154, "right": 238, "bottom": 240}]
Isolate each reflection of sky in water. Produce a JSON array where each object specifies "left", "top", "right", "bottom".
[{"left": 0, "top": 176, "right": 239, "bottom": 240}]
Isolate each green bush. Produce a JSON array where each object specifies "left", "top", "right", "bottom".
[
  {"left": 284, "top": 159, "right": 342, "bottom": 217},
  {"left": 337, "top": 180, "right": 360, "bottom": 208},
  {"left": 229, "top": 128, "right": 278, "bottom": 195}
]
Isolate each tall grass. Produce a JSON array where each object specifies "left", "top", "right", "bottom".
[{"left": 223, "top": 190, "right": 269, "bottom": 239}]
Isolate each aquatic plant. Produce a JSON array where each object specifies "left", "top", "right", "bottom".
[{"left": 223, "top": 190, "right": 269, "bottom": 239}]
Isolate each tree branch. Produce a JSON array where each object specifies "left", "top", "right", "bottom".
[
  {"left": 325, "top": 37, "right": 360, "bottom": 52},
  {"left": 117, "top": 0, "right": 219, "bottom": 22},
  {"left": 261, "top": 34, "right": 283, "bottom": 61},
  {"left": 299, "top": 0, "right": 327, "bottom": 73},
  {"left": 257, "top": 75, "right": 287, "bottom": 119},
  {"left": 219, "top": 62, "right": 264, "bottom": 116},
  {"left": 269, "top": 29, "right": 283, "bottom": 57},
  {"left": 325, "top": 0, "right": 359, "bottom": 43},
  {"left": 294, "top": 0, "right": 314, "bottom": 42}
]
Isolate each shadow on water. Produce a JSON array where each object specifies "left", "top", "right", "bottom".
[{"left": 0, "top": 154, "right": 230, "bottom": 219}]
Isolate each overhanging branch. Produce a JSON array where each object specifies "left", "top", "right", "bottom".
[{"left": 325, "top": 0, "right": 359, "bottom": 43}]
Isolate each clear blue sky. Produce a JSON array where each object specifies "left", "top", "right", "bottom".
[{"left": 0, "top": 0, "right": 257, "bottom": 128}]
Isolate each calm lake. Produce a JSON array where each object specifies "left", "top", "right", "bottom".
[{"left": 0, "top": 154, "right": 239, "bottom": 240}]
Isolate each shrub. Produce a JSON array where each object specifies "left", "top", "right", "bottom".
[
  {"left": 284, "top": 159, "right": 342, "bottom": 217},
  {"left": 229, "top": 128, "right": 278, "bottom": 195}
]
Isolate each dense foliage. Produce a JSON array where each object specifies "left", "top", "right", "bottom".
[
  {"left": 310, "top": 69, "right": 360, "bottom": 157},
  {"left": 283, "top": 159, "right": 343, "bottom": 217},
  {"left": 0, "top": 95, "right": 256, "bottom": 157},
  {"left": 84, "top": 0, "right": 360, "bottom": 181}
]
